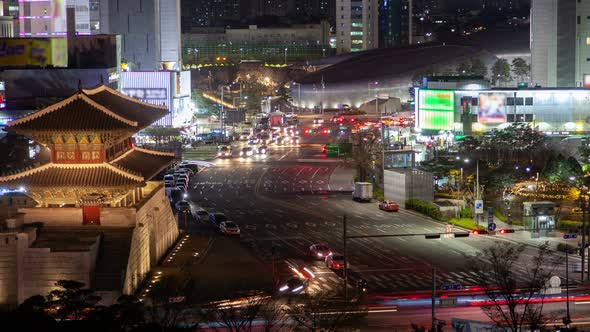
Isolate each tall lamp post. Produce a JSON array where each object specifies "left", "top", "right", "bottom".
[
  {"left": 284, "top": 48, "right": 288, "bottom": 64},
  {"left": 462, "top": 157, "right": 481, "bottom": 225},
  {"left": 367, "top": 81, "right": 378, "bottom": 103},
  {"left": 570, "top": 176, "right": 589, "bottom": 282}
]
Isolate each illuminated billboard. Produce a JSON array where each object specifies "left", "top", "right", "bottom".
[
  {"left": 478, "top": 93, "right": 507, "bottom": 123},
  {"left": 0, "top": 38, "right": 68, "bottom": 67},
  {"left": 584, "top": 74, "right": 590, "bottom": 88},
  {"left": 418, "top": 89, "right": 455, "bottom": 130}
]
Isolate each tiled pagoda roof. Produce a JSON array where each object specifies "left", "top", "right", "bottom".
[
  {"left": 0, "top": 163, "right": 144, "bottom": 189},
  {"left": 6, "top": 85, "right": 168, "bottom": 134},
  {"left": 111, "top": 147, "right": 175, "bottom": 181}
]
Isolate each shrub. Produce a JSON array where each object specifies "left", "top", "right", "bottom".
[
  {"left": 459, "top": 207, "right": 472, "bottom": 219},
  {"left": 373, "top": 185, "right": 384, "bottom": 202},
  {"left": 447, "top": 218, "right": 485, "bottom": 231},
  {"left": 557, "top": 243, "right": 576, "bottom": 254},
  {"left": 406, "top": 199, "right": 442, "bottom": 220},
  {"left": 493, "top": 209, "right": 507, "bottom": 222},
  {"left": 558, "top": 220, "right": 582, "bottom": 233}
]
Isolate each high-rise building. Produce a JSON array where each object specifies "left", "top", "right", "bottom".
[
  {"left": 67, "top": 0, "right": 91, "bottom": 34},
  {"left": 100, "top": 0, "right": 181, "bottom": 70},
  {"left": 530, "top": 0, "right": 587, "bottom": 87},
  {"left": 378, "top": 0, "right": 411, "bottom": 48},
  {"left": 336, "top": 0, "right": 379, "bottom": 53},
  {"left": 18, "top": 0, "right": 97, "bottom": 36},
  {"left": 18, "top": 0, "right": 67, "bottom": 36}
]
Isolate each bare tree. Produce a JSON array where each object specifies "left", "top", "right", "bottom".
[
  {"left": 144, "top": 274, "right": 195, "bottom": 331},
  {"left": 258, "top": 299, "right": 291, "bottom": 332},
  {"left": 202, "top": 295, "right": 269, "bottom": 332},
  {"left": 285, "top": 293, "right": 366, "bottom": 331},
  {"left": 467, "top": 242, "right": 560, "bottom": 331}
]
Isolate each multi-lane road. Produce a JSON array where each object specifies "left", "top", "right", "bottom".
[{"left": 173, "top": 119, "right": 579, "bottom": 328}]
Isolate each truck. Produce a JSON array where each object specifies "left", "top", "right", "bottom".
[
  {"left": 269, "top": 111, "right": 285, "bottom": 127},
  {"left": 352, "top": 182, "right": 373, "bottom": 202}
]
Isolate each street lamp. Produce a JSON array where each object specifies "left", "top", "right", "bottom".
[
  {"left": 284, "top": 48, "right": 288, "bottom": 64},
  {"left": 368, "top": 81, "right": 378, "bottom": 103},
  {"left": 463, "top": 158, "right": 481, "bottom": 224},
  {"left": 240, "top": 48, "right": 243, "bottom": 62},
  {"left": 292, "top": 82, "right": 301, "bottom": 109}
]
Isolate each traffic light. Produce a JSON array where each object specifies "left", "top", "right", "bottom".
[
  {"left": 471, "top": 229, "right": 488, "bottom": 235},
  {"left": 499, "top": 229, "right": 515, "bottom": 234}
]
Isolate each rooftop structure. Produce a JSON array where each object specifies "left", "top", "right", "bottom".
[{"left": 1, "top": 84, "right": 174, "bottom": 210}]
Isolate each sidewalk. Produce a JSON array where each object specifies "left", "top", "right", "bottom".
[{"left": 490, "top": 216, "right": 575, "bottom": 248}]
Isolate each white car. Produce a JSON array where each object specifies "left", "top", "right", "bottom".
[{"left": 219, "top": 221, "right": 240, "bottom": 236}]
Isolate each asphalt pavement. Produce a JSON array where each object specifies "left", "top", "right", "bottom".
[{"left": 163, "top": 119, "right": 583, "bottom": 328}]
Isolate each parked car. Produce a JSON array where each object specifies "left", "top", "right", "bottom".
[
  {"left": 175, "top": 200, "right": 191, "bottom": 214},
  {"left": 208, "top": 212, "right": 227, "bottom": 226},
  {"left": 219, "top": 221, "right": 240, "bottom": 236},
  {"left": 168, "top": 188, "right": 184, "bottom": 203},
  {"left": 308, "top": 244, "right": 332, "bottom": 260},
  {"left": 176, "top": 178, "right": 188, "bottom": 189},
  {"left": 379, "top": 200, "right": 400, "bottom": 212},
  {"left": 179, "top": 162, "right": 199, "bottom": 173},
  {"left": 176, "top": 167, "right": 194, "bottom": 176},
  {"left": 194, "top": 208, "right": 209, "bottom": 222},
  {"left": 325, "top": 253, "right": 348, "bottom": 270}
]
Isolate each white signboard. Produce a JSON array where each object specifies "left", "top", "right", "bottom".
[{"left": 474, "top": 200, "right": 484, "bottom": 214}]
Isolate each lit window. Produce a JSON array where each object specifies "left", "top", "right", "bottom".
[
  {"left": 351, "top": 31, "right": 363, "bottom": 36},
  {"left": 587, "top": 37, "right": 590, "bottom": 45},
  {"left": 352, "top": 23, "right": 363, "bottom": 27}
]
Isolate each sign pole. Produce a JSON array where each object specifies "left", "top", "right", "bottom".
[
  {"left": 343, "top": 215, "right": 348, "bottom": 301},
  {"left": 566, "top": 247, "right": 571, "bottom": 324},
  {"left": 432, "top": 267, "right": 436, "bottom": 331}
]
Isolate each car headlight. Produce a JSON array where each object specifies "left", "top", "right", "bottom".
[
  {"left": 240, "top": 151, "right": 244, "bottom": 156},
  {"left": 317, "top": 253, "right": 323, "bottom": 257},
  {"left": 279, "top": 285, "right": 289, "bottom": 292}
]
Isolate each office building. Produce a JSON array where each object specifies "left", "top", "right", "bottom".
[
  {"left": 530, "top": 0, "right": 590, "bottom": 88},
  {"left": 336, "top": 0, "right": 379, "bottom": 53},
  {"left": 18, "top": 0, "right": 67, "bottom": 36},
  {"left": 378, "top": 0, "right": 411, "bottom": 48},
  {"left": 99, "top": 0, "right": 181, "bottom": 70}
]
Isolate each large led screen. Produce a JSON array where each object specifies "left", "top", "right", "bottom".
[
  {"left": 417, "top": 89, "right": 455, "bottom": 130},
  {"left": 478, "top": 93, "right": 507, "bottom": 124}
]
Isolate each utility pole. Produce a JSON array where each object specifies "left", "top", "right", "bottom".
[
  {"left": 343, "top": 215, "right": 348, "bottom": 300},
  {"left": 582, "top": 196, "right": 587, "bottom": 283},
  {"left": 431, "top": 267, "right": 437, "bottom": 331},
  {"left": 566, "top": 247, "right": 571, "bottom": 324},
  {"left": 220, "top": 85, "right": 225, "bottom": 143}
]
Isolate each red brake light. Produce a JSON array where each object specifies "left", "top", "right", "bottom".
[
  {"left": 500, "top": 229, "right": 505, "bottom": 234},
  {"left": 350, "top": 118, "right": 356, "bottom": 122},
  {"left": 472, "top": 230, "right": 479, "bottom": 235}
]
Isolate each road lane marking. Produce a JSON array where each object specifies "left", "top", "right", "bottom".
[{"left": 311, "top": 168, "right": 320, "bottom": 178}]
